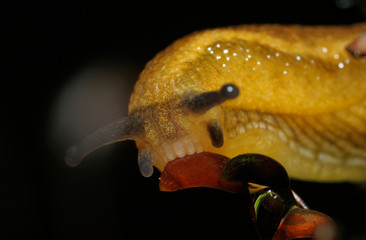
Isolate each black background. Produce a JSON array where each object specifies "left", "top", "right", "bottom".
[{"left": 3, "top": 1, "right": 366, "bottom": 239}]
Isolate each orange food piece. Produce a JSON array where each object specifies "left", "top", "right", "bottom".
[
  {"left": 159, "top": 152, "right": 245, "bottom": 192},
  {"left": 273, "top": 208, "right": 340, "bottom": 240}
]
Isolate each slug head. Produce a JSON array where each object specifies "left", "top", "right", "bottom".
[
  {"left": 65, "top": 83, "right": 239, "bottom": 178},
  {"left": 132, "top": 83, "right": 239, "bottom": 176}
]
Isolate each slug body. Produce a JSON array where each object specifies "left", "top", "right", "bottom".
[{"left": 66, "top": 23, "right": 366, "bottom": 182}]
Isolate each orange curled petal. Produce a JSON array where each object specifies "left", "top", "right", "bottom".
[
  {"left": 159, "top": 152, "right": 245, "bottom": 192},
  {"left": 272, "top": 208, "right": 340, "bottom": 240}
]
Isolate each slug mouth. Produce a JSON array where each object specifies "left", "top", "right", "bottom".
[
  {"left": 159, "top": 152, "right": 244, "bottom": 192},
  {"left": 161, "top": 137, "right": 204, "bottom": 162}
]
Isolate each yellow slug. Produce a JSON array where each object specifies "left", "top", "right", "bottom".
[{"left": 66, "top": 23, "right": 366, "bottom": 182}]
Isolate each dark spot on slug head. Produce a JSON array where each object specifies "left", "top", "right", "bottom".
[
  {"left": 186, "top": 83, "right": 239, "bottom": 114},
  {"left": 207, "top": 120, "right": 224, "bottom": 148}
]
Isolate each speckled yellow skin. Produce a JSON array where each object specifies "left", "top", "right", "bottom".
[{"left": 129, "top": 24, "right": 366, "bottom": 182}]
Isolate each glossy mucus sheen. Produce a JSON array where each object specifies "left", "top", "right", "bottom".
[
  {"left": 221, "top": 154, "right": 291, "bottom": 190},
  {"left": 67, "top": 23, "right": 366, "bottom": 182},
  {"left": 254, "top": 190, "right": 287, "bottom": 239},
  {"left": 222, "top": 154, "right": 297, "bottom": 209}
]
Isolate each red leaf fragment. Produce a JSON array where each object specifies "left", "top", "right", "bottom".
[
  {"left": 272, "top": 208, "right": 340, "bottom": 240},
  {"left": 159, "top": 152, "right": 244, "bottom": 192}
]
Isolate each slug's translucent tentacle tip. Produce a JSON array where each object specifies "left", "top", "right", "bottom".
[
  {"left": 65, "top": 145, "right": 82, "bottom": 167},
  {"left": 138, "top": 150, "right": 154, "bottom": 177}
]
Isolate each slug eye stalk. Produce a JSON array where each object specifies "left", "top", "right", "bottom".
[{"left": 186, "top": 84, "right": 239, "bottom": 114}]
